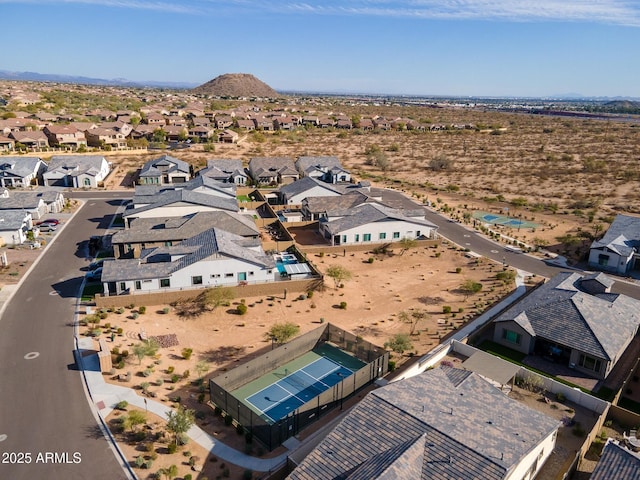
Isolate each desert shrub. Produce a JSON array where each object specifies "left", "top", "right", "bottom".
[
  {"left": 145, "top": 442, "right": 155, "bottom": 453},
  {"left": 198, "top": 393, "right": 205, "bottom": 404},
  {"left": 339, "top": 301, "right": 347, "bottom": 310},
  {"left": 236, "top": 303, "right": 248, "bottom": 315},
  {"left": 115, "top": 400, "right": 128, "bottom": 410},
  {"left": 138, "top": 306, "right": 146, "bottom": 314},
  {"left": 111, "top": 346, "right": 120, "bottom": 355},
  {"left": 182, "top": 347, "right": 193, "bottom": 360},
  {"left": 116, "top": 307, "right": 124, "bottom": 314},
  {"left": 182, "top": 370, "right": 190, "bottom": 379},
  {"left": 167, "top": 443, "right": 177, "bottom": 454},
  {"left": 170, "top": 373, "right": 180, "bottom": 383},
  {"left": 368, "top": 257, "right": 374, "bottom": 263},
  {"left": 143, "top": 368, "right": 153, "bottom": 377},
  {"left": 443, "top": 306, "right": 452, "bottom": 314},
  {"left": 184, "top": 475, "right": 193, "bottom": 480},
  {"left": 132, "top": 313, "right": 139, "bottom": 320},
  {"left": 166, "top": 366, "right": 175, "bottom": 374},
  {"left": 162, "top": 307, "right": 170, "bottom": 314},
  {"left": 455, "top": 267, "right": 462, "bottom": 273},
  {"left": 155, "top": 378, "right": 164, "bottom": 386},
  {"left": 388, "top": 360, "right": 396, "bottom": 372},
  {"left": 117, "top": 327, "right": 123, "bottom": 334},
  {"left": 134, "top": 456, "right": 145, "bottom": 468},
  {"left": 307, "top": 291, "right": 314, "bottom": 299}
]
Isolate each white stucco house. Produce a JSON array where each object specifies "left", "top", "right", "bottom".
[
  {"left": 0, "top": 210, "right": 32, "bottom": 245},
  {"left": 319, "top": 203, "right": 438, "bottom": 246},
  {"left": 43, "top": 155, "right": 110, "bottom": 188},
  {"left": 588, "top": 214, "right": 640, "bottom": 275},
  {"left": 0, "top": 156, "right": 47, "bottom": 187},
  {"left": 100, "top": 227, "right": 276, "bottom": 296},
  {"left": 138, "top": 155, "right": 191, "bottom": 185},
  {"left": 277, "top": 177, "right": 343, "bottom": 205}
]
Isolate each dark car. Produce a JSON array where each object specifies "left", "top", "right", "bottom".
[{"left": 87, "top": 259, "right": 104, "bottom": 271}]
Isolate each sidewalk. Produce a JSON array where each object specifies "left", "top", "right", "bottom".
[{"left": 76, "top": 337, "right": 289, "bottom": 472}]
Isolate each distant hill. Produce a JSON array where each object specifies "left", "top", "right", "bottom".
[
  {"left": 0, "top": 70, "right": 197, "bottom": 89},
  {"left": 191, "top": 73, "right": 279, "bottom": 98}
]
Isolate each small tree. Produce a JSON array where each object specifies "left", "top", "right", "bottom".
[
  {"left": 399, "top": 309, "right": 427, "bottom": 335},
  {"left": 132, "top": 338, "right": 160, "bottom": 365},
  {"left": 124, "top": 410, "right": 147, "bottom": 432},
  {"left": 460, "top": 279, "right": 483, "bottom": 300},
  {"left": 166, "top": 405, "right": 196, "bottom": 446},
  {"left": 496, "top": 270, "right": 517, "bottom": 284},
  {"left": 398, "top": 237, "right": 417, "bottom": 255},
  {"left": 384, "top": 334, "right": 413, "bottom": 355},
  {"left": 195, "top": 360, "right": 210, "bottom": 380},
  {"left": 265, "top": 322, "right": 300, "bottom": 345},
  {"left": 325, "top": 265, "right": 352, "bottom": 290},
  {"left": 159, "top": 464, "right": 178, "bottom": 480}
]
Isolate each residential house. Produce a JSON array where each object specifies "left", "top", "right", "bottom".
[
  {"left": 214, "top": 115, "right": 234, "bottom": 129},
  {"left": 0, "top": 190, "right": 47, "bottom": 220},
  {"left": 492, "top": 271, "right": 640, "bottom": 380},
  {"left": 100, "top": 121, "right": 133, "bottom": 138},
  {"left": 131, "top": 124, "right": 156, "bottom": 140},
  {"left": 43, "top": 155, "right": 110, "bottom": 188},
  {"left": 277, "top": 177, "right": 342, "bottom": 205},
  {"left": 590, "top": 440, "right": 640, "bottom": 480},
  {"left": 0, "top": 156, "right": 47, "bottom": 187},
  {"left": 163, "top": 125, "right": 188, "bottom": 141},
  {"left": 252, "top": 116, "right": 274, "bottom": 131},
  {"left": 0, "top": 135, "right": 14, "bottom": 152},
  {"left": 112, "top": 211, "right": 259, "bottom": 259},
  {"left": 217, "top": 129, "right": 238, "bottom": 143},
  {"left": 357, "top": 118, "right": 374, "bottom": 130},
  {"left": 317, "top": 117, "right": 335, "bottom": 128},
  {"left": 199, "top": 159, "right": 247, "bottom": 185},
  {"left": 0, "top": 210, "right": 32, "bottom": 245},
  {"left": 335, "top": 116, "right": 353, "bottom": 129},
  {"left": 295, "top": 156, "right": 350, "bottom": 184},
  {"left": 319, "top": 202, "right": 438, "bottom": 246},
  {"left": 100, "top": 227, "right": 276, "bottom": 296},
  {"left": 133, "top": 176, "right": 235, "bottom": 207},
  {"left": 85, "top": 127, "right": 127, "bottom": 149},
  {"left": 145, "top": 112, "right": 166, "bottom": 126},
  {"left": 373, "top": 117, "right": 392, "bottom": 130},
  {"left": 289, "top": 366, "right": 561, "bottom": 480},
  {"left": 138, "top": 155, "right": 191, "bottom": 185},
  {"left": 9, "top": 130, "right": 49, "bottom": 149},
  {"left": 248, "top": 157, "right": 298, "bottom": 186},
  {"left": 43, "top": 125, "right": 87, "bottom": 148},
  {"left": 302, "top": 190, "right": 374, "bottom": 221},
  {"left": 166, "top": 116, "right": 188, "bottom": 127},
  {"left": 123, "top": 189, "right": 239, "bottom": 227},
  {"left": 0, "top": 118, "right": 33, "bottom": 135},
  {"left": 191, "top": 117, "right": 211, "bottom": 127},
  {"left": 588, "top": 214, "right": 640, "bottom": 275},
  {"left": 188, "top": 125, "right": 214, "bottom": 142},
  {"left": 273, "top": 116, "right": 297, "bottom": 131}
]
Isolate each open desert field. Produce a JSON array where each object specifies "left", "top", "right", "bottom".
[{"left": 96, "top": 104, "right": 640, "bottom": 262}]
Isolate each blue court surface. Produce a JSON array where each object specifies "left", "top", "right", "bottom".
[{"left": 246, "top": 357, "right": 353, "bottom": 422}]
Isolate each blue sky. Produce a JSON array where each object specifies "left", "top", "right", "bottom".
[{"left": 1, "top": 0, "right": 639, "bottom": 97}]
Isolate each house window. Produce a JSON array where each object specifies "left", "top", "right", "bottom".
[
  {"left": 211, "top": 274, "right": 221, "bottom": 278},
  {"left": 579, "top": 354, "right": 602, "bottom": 372},
  {"left": 83, "top": 178, "right": 91, "bottom": 186},
  {"left": 416, "top": 230, "right": 421, "bottom": 238},
  {"left": 502, "top": 329, "right": 522, "bottom": 345},
  {"left": 164, "top": 241, "right": 173, "bottom": 247},
  {"left": 393, "top": 232, "right": 400, "bottom": 239},
  {"left": 249, "top": 271, "right": 254, "bottom": 276},
  {"left": 355, "top": 234, "right": 360, "bottom": 242},
  {"left": 160, "top": 278, "right": 170, "bottom": 288},
  {"left": 135, "top": 281, "right": 142, "bottom": 290},
  {"left": 119, "top": 282, "right": 126, "bottom": 291},
  {"left": 598, "top": 254, "right": 609, "bottom": 266},
  {"left": 225, "top": 273, "right": 234, "bottom": 278},
  {"left": 192, "top": 276, "right": 203, "bottom": 285},
  {"left": 341, "top": 235, "right": 347, "bottom": 243},
  {"left": 363, "top": 233, "right": 371, "bottom": 242},
  {"left": 379, "top": 232, "right": 386, "bottom": 240}
]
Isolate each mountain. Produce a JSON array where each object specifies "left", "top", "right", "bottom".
[
  {"left": 191, "top": 73, "right": 279, "bottom": 98},
  {"left": 0, "top": 70, "right": 197, "bottom": 89}
]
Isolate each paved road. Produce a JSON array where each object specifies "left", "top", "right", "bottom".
[{"left": 0, "top": 199, "right": 127, "bottom": 480}]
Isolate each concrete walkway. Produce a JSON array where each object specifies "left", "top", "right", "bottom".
[{"left": 76, "top": 337, "right": 289, "bottom": 472}]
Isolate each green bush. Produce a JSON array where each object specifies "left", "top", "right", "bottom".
[
  {"left": 138, "top": 306, "right": 146, "bottom": 314},
  {"left": 171, "top": 374, "right": 180, "bottom": 383},
  {"left": 167, "top": 443, "right": 177, "bottom": 454},
  {"left": 182, "top": 347, "right": 193, "bottom": 360},
  {"left": 182, "top": 370, "right": 190, "bottom": 379},
  {"left": 388, "top": 360, "right": 396, "bottom": 372},
  {"left": 455, "top": 267, "right": 462, "bottom": 273},
  {"left": 134, "top": 455, "right": 145, "bottom": 468},
  {"left": 236, "top": 303, "right": 248, "bottom": 315},
  {"left": 115, "top": 400, "right": 128, "bottom": 410},
  {"left": 198, "top": 393, "right": 205, "bottom": 404},
  {"left": 339, "top": 301, "right": 347, "bottom": 310},
  {"left": 162, "top": 307, "right": 170, "bottom": 314},
  {"left": 368, "top": 257, "right": 374, "bottom": 263},
  {"left": 443, "top": 306, "right": 452, "bottom": 314},
  {"left": 307, "top": 291, "right": 314, "bottom": 298}
]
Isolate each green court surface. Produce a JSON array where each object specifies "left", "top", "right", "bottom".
[{"left": 230, "top": 343, "right": 366, "bottom": 421}]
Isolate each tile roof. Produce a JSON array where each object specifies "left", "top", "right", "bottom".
[
  {"left": 590, "top": 440, "right": 640, "bottom": 480},
  {"left": 249, "top": 157, "right": 296, "bottom": 177},
  {"left": 133, "top": 176, "right": 236, "bottom": 205},
  {"left": 124, "top": 189, "right": 239, "bottom": 217},
  {"left": 591, "top": 214, "right": 640, "bottom": 256},
  {"left": 0, "top": 156, "right": 43, "bottom": 178},
  {"left": 0, "top": 210, "right": 30, "bottom": 229},
  {"left": 289, "top": 367, "right": 560, "bottom": 480},
  {"left": 494, "top": 272, "right": 640, "bottom": 360},
  {"left": 102, "top": 227, "right": 273, "bottom": 282},
  {"left": 321, "top": 203, "right": 437, "bottom": 235},
  {"left": 113, "top": 211, "right": 258, "bottom": 244},
  {"left": 278, "top": 176, "right": 342, "bottom": 199},
  {"left": 295, "top": 156, "right": 343, "bottom": 174},
  {"left": 139, "top": 154, "right": 190, "bottom": 177},
  {"left": 47, "top": 155, "right": 107, "bottom": 176}
]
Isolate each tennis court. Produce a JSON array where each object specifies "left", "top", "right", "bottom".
[{"left": 472, "top": 211, "right": 539, "bottom": 229}]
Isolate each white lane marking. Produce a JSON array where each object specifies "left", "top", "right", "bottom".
[{"left": 24, "top": 352, "right": 40, "bottom": 360}]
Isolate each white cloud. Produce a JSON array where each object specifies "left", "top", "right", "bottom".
[{"left": 3, "top": 0, "right": 640, "bottom": 26}]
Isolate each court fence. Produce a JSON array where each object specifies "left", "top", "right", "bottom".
[{"left": 209, "top": 323, "right": 389, "bottom": 450}]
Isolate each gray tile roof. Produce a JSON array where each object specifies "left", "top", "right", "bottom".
[
  {"left": 278, "top": 177, "right": 341, "bottom": 199},
  {"left": 591, "top": 214, "right": 640, "bottom": 256},
  {"left": 494, "top": 272, "right": 640, "bottom": 361},
  {"left": 47, "top": 155, "right": 106, "bottom": 177},
  {"left": 139, "top": 154, "right": 190, "bottom": 178},
  {"left": 590, "top": 440, "right": 640, "bottom": 480},
  {"left": 201, "top": 159, "right": 246, "bottom": 181},
  {"left": 0, "top": 210, "right": 30, "bottom": 230},
  {"left": 321, "top": 203, "right": 437, "bottom": 236},
  {"left": 125, "top": 189, "right": 239, "bottom": 217},
  {"left": 295, "top": 156, "right": 343, "bottom": 175},
  {"left": 133, "top": 176, "right": 236, "bottom": 205},
  {"left": 303, "top": 191, "right": 372, "bottom": 213},
  {"left": 249, "top": 157, "right": 297, "bottom": 178},
  {"left": 0, "top": 156, "right": 43, "bottom": 179},
  {"left": 102, "top": 227, "right": 273, "bottom": 282},
  {"left": 113, "top": 211, "right": 258, "bottom": 244},
  {"left": 0, "top": 191, "right": 44, "bottom": 210},
  {"left": 289, "top": 367, "right": 560, "bottom": 480}
]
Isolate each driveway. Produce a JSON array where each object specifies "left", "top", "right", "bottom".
[{"left": 0, "top": 199, "right": 128, "bottom": 479}]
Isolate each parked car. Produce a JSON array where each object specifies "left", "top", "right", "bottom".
[
  {"left": 38, "top": 223, "right": 57, "bottom": 232},
  {"left": 37, "top": 218, "right": 60, "bottom": 226},
  {"left": 85, "top": 267, "right": 103, "bottom": 281},
  {"left": 87, "top": 259, "right": 104, "bottom": 271}
]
